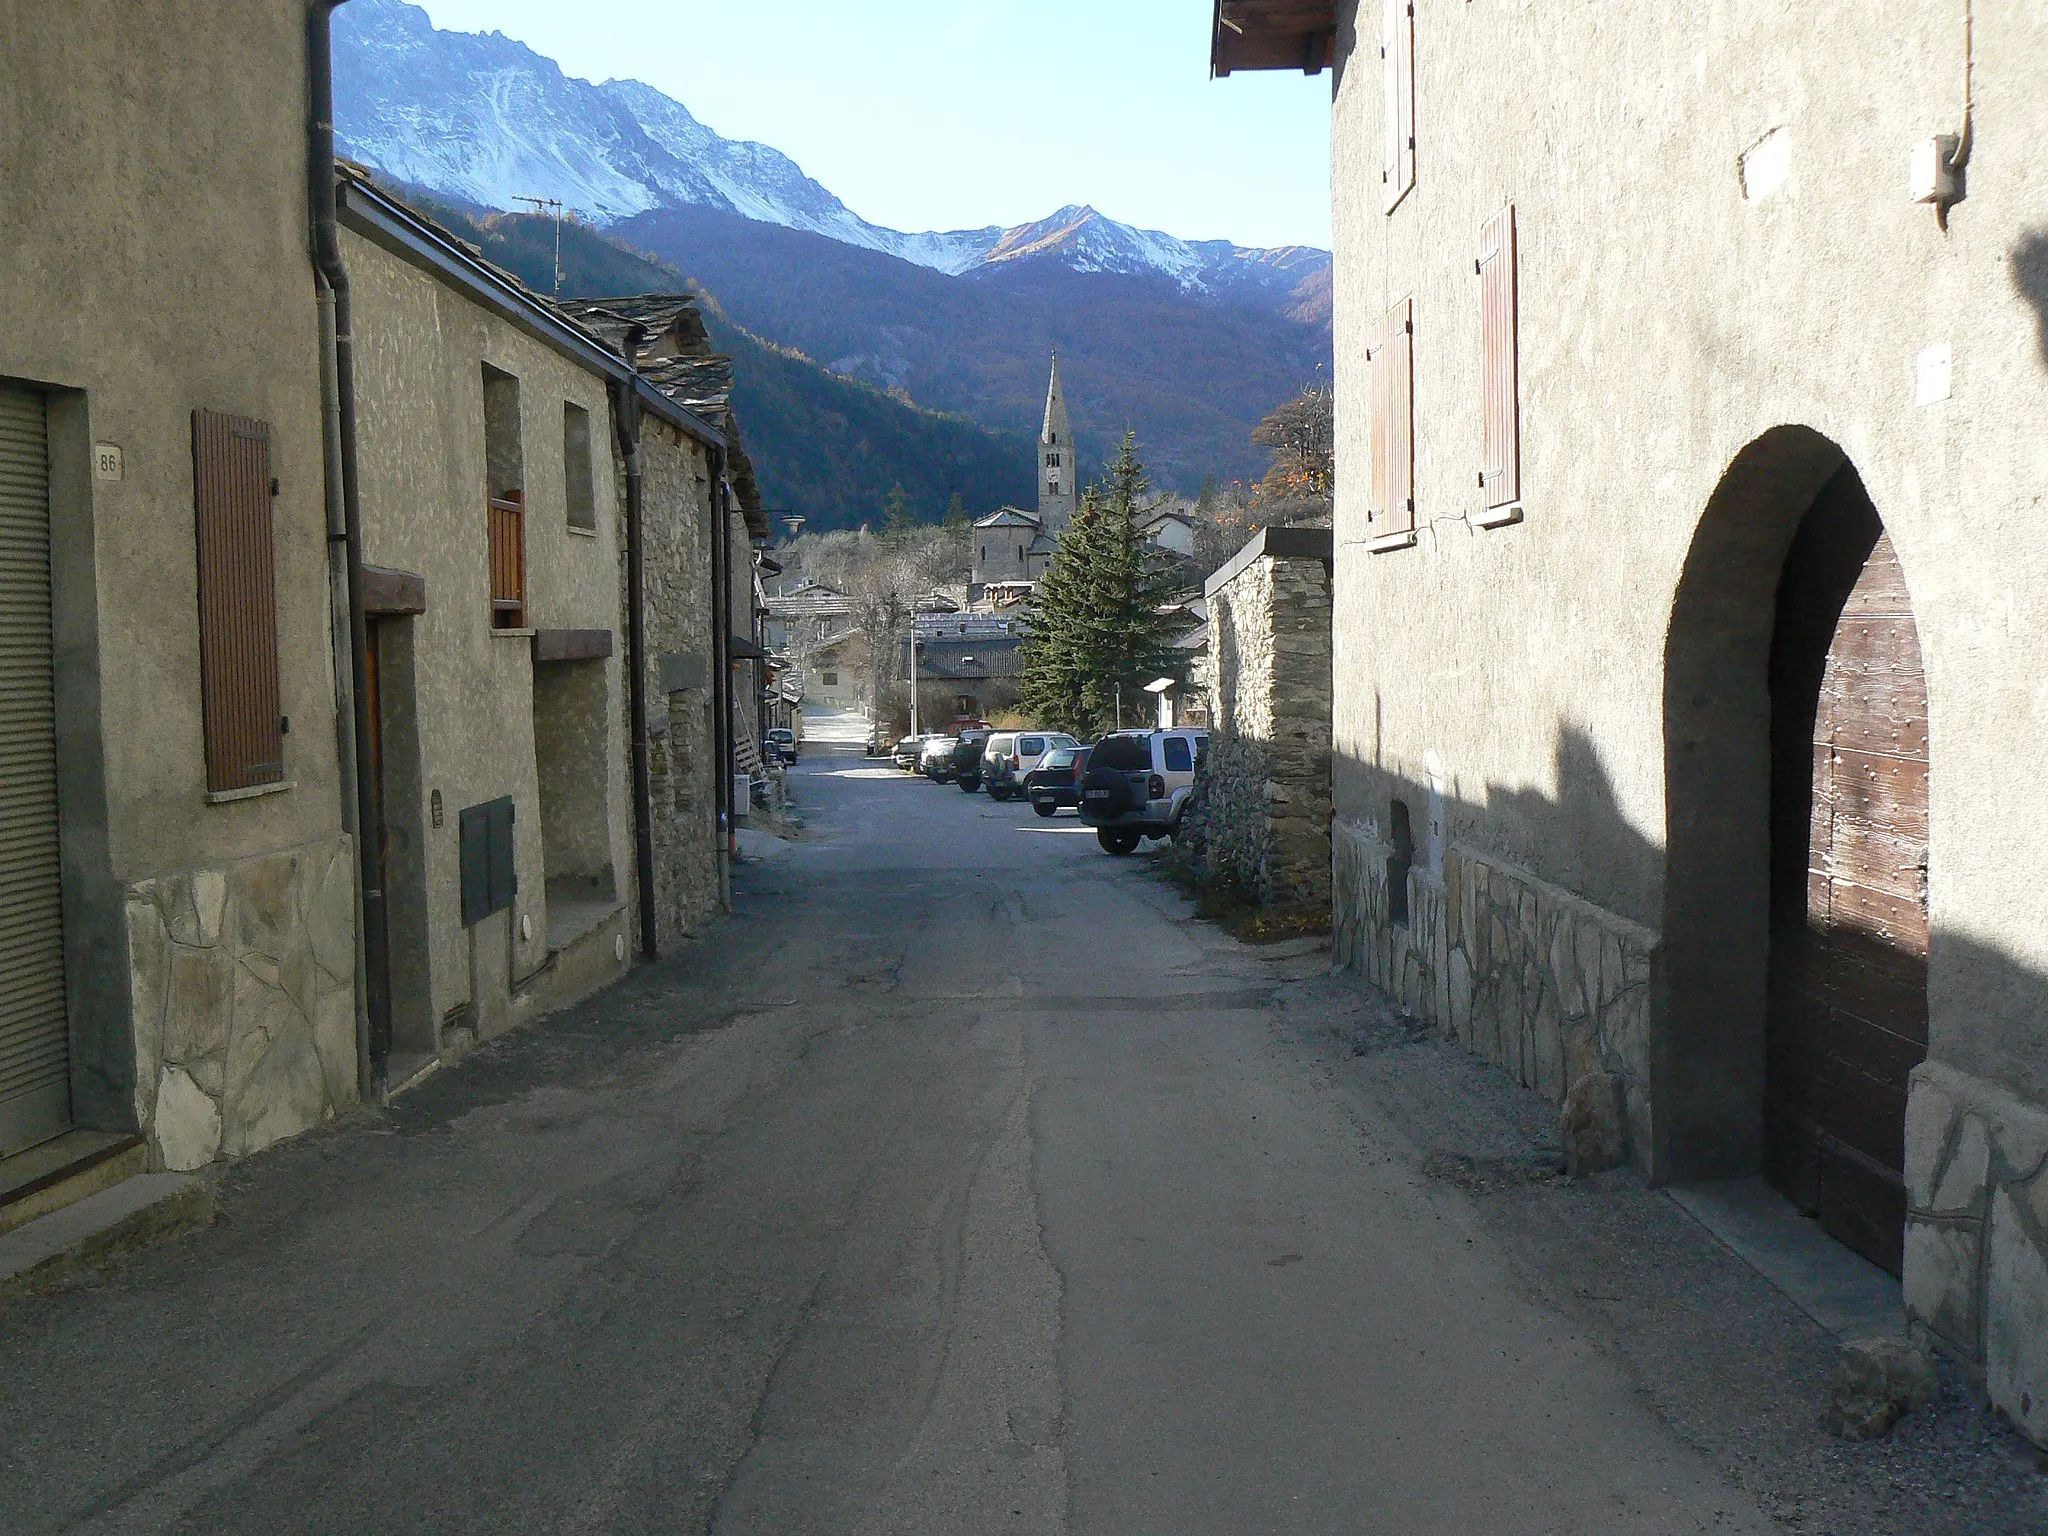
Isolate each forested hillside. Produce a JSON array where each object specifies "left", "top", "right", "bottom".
[{"left": 404, "top": 194, "right": 1034, "bottom": 529}]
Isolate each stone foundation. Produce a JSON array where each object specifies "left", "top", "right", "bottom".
[
  {"left": 125, "top": 835, "right": 358, "bottom": 1170},
  {"left": 1334, "top": 818, "right": 1658, "bottom": 1159},
  {"left": 1904, "top": 1059, "right": 2048, "bottom": 1446}
]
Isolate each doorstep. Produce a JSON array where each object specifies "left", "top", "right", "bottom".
[
  {"left": 0, "top": 1170, "right": 213, "bottom": 1293},
  {"left": 0, "top": 1130, "right": 148, "bottom": 1238},
  {"left": 1667, "top": 1175, "right": 1904, "bottom": 1339}
]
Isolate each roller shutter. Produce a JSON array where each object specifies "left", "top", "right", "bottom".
[{"left": 0, "top": 386, "right": 70, "bottom": 1156}]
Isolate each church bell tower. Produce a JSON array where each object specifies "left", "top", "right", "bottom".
[{"left": 1038, "top": 353, "right": 1076, "bottom": 533}]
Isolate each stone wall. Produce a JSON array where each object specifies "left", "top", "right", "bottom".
[
  {"left": 633, "top": 419, "right": 721, "bottom": 949},
  {"left": 1904, "top": 1061, "right": 2048, "bottom": 1446},
  {"left": 1334, "top": 819, "right": 1658, "bottom": 1161},
  {"left": 126, "top": 834, "right": 358, "bottom": 1171},
  {"left": 1200, "top": 529, "right": 1333, "bottom": 908}
]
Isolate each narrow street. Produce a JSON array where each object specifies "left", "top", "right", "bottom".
[{"left": 0, "top": 711, "right": 2032, "bottom": 1535}]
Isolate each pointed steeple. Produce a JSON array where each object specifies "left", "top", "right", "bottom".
[{"left": 1038, "top": 351, "right": 1077, "bottom": 533}]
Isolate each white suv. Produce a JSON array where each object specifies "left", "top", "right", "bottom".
[
  {"left": 983, "top": 731, "right": 1078, "bottom": 801},
  {"left": 1077, "top": 729, "right": 1208, "bottom": 854}
]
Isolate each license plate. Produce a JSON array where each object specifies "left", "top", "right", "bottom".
[{"left": 1084, "top": 789, "right": 1110, "bottom": 799}]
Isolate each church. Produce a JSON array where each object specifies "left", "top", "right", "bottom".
[{"left": 970, "top": 355, "right": 1075, "bottom": 594}]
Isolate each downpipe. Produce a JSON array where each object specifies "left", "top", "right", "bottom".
[
  {"left": 309, "top": 0, "right": 394, "bottom": 1095},
  {"left": 711, "top": 453, "right": 733, "bottom": 908},
  {"left": 610, "top": 372, "right": 659, "bottom": 962}
]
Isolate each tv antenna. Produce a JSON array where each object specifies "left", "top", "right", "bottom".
[{"left": 514, "top": 195, "right": 566, "bottom": 295}]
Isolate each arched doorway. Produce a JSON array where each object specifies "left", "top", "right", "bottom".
[
  {"left": 1661, "top": 431, "right": 1929, "bottom": 1280},
  {"left": 1764, "top": 469, "right": 1927, "bottom": 1275}
]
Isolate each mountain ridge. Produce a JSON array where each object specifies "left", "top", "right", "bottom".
[{"left": 331, "top": 0, "right": 1329, "bottom": 303}]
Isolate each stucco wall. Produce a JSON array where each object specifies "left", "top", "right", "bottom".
[
  {"left": 345, "top": 231, "right": 633, "bottom": 1050},
  {"left": 1325, "top": 0, "right": 2048, "bottom": 1433},
  {"left": 0, "top": 3, "right": 346, "bottom": 1135}
]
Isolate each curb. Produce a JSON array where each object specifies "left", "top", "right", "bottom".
[{"left": 0, "top": 1172, "right": 216, "bottom": 1300}]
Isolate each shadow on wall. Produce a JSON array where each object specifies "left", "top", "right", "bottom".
[{"left": 2013, "top": 230, "right": 2048, "bottom": 369}]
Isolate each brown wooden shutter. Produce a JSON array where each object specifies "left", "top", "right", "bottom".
[
  {"left": 192, "top": 409, "right": 284, "bottom": 794},
  {"left": 1368, "top": 314, "right": 1391, "bottom": 526},
  {"left": 1382, "top": 0, "right": 1415, "bottom": 213},
  {"left": 1478, "top": 205, "right": 1520, "bottom": 511},
  {"left": 1367, "top": 301, "right": 1415, "bottom": 546},
  {"left": 489, "top": 490, "right": 526, "bottom": 627}
]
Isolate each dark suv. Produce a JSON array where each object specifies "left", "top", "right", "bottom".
[
  {"left": 950, "top": 730, "right": 992, "bottom": 792},
  {"left": 1025, "top": 744, "right": 1091, "bottom": 817}
]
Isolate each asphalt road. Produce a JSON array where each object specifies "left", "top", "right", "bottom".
[{"left": 0, "top": 709, "right": 1773, "bottom": 1534}]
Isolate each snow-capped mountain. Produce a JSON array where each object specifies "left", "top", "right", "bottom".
[{"left": 332, "top": 0, "right": 1328, "bottom": 297}]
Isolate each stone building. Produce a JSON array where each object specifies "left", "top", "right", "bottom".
[
  {"left": 969, "top": 355, "right": 1079, "bottom": 593},
  {"left": 1216, "top": 0, "right": 2048, "bottom": 1440},
  {"left": 1, "top": 2, "right": 359, "bottom": 1177},
  {"left": 1199, "top": 528, "right": 1333, "bottom": 908},
  {"left": 559, "top": 295, "right": 771, "bottom": 938},
  {"left": 336, "top": 179, "right": 730, "bottom": 1079}
]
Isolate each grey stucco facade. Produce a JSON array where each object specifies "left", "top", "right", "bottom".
[
  {"left": 342, "top": 220, "right": 637, "bottom": 1064},
  {"left": 1298, "top": 0, "right": 2048, "bottom": 1439},
  {"left": 1, "top": 2, "right": 356, "bottom": 1169}
]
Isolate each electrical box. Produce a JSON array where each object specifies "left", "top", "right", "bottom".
[{"left": 1909, "top": 136, "right": 1960, "bottom": 203}]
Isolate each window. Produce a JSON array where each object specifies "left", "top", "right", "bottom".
[
  {"left": 1387, "top": 800, "right": 1415, "bottom": 924},
  {"left": 1091, "top": 735, "right": 1149, "bottom": 772},
  {"left": 482, "top": 366, "right": 525, "bottom": 627},
  {"left": 1163, "top": 736, "right": 1193, "bottom": 773},
  {"left": 1478, "top": 205, "right": 1521, "bottom": 514},
  {"left": 563, "top": 402, "right": 595, "bottom": 532},
  {"left": 191, "top": 409, "right": 285, "bottom": 794},
  {"left": 1367, "top": 298, "right": 1415, "bottom": 547},
  {"left": 821, "top": 671, "right": 838, "bottom": 687},
  {"left": 1016, "top": 544, "right": 1024, "bottom": 561},
  {"left": 1382, "top": 0, "right": 1415, "bottom": 212},
  {"left": 980, "top": 544, "right": 987, "bottom": 561},
  {"left": 1020, "top": 736, "right": 1045, "bottom": 756}
]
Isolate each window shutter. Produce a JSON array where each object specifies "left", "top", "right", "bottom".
[
  {"left": 1478, "top": 205, "right": 1520, "bottom": 510},
  {"left": 1382, "top": 0, "right": 1415, "bottom": 213},
  {"left": 1367, "top": 301, "right": 1415, "bottom": 543},
  {"left": 459, "top": 795, "right": 518, "bottom": 927},
  {"left": 1384, "top": 299, "right": 1415, "bottom": 536},
  {"left": 191, "top": 409, "right": 284, "bottom": 794}
]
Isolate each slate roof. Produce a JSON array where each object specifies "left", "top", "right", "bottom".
[
  {"left": 558, "top": 294, "right": 769, "bottom": 535},
  {"left": 911, "top": 634, "right": 1025, "bottom": 681},
  {"left": 973, "top": 506, "right": 1042, "bottom": 530}
]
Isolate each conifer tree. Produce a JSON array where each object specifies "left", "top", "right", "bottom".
[{"left": 1020, "top": 432, "right": 1184, "bottom": 737}]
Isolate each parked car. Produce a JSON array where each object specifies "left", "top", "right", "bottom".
[
  {"left": 893, "top": 734, "right": 928, "bottom": 771},
  {"left": 919, "top": 735, "right": 960, "bottom": 781},
  {"left": 950, "top": 728, "right": 994, "bottom": 792},
  {"left": 1077, "top": 728, "right": 1208, "bottom": 854},
  {"left": 1024, "top": 744, "right": 1091, "bottom": 817},
  {"left": 765, "top": 727, "right": 798, "bottom": 764},
  {"left": 982, "top": 731, "right": 1078, "bottom": 801}
]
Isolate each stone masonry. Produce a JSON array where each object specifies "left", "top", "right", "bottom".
[
  {"left": 125, "top": 834, "right": 359, "bottom": 1171},
  {"left": 1904, "top": 1061, "right": 2048, "bottom": 1446},
  {"left": 1334, "top": 822, "right": 1658, "bottom": 1165},
  {"left": 1200, "top": 527, "right": 1333, "bottom": 909},
  {"left": 632, "top": 416, "right": 721, "bottom": 950}
]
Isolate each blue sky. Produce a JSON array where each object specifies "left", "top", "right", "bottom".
[{"left": 406, "top": 0, "right": 1334, "bottom": 250}]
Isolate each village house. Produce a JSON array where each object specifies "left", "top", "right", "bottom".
[
  {"left": 1215, "top": 0, "right": 2048, "bottom": 1441},
  {"left": 0, "top": 7, "right": 749, "bottom": 1229},
  {"left": 334, "top": 176, "right": 732, "bottom": 1080},
  {"left": 1, "top": 3, "right": 359, "bottom": 1186}
]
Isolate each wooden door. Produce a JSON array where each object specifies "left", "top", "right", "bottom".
[{"left": 1766, "top": 500, "right": 1927, "bottom": 1276}]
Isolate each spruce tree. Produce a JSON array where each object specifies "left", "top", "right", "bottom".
[{"left": 1020, "top": 432, "right": 1184, "bottom": 737}]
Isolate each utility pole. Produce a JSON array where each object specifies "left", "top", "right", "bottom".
[
  {"left": 514, "top": 195, "right": 565, "bottom": 295},
  {"left": 908, "top": 626, "right": 920, "bottom": 738}
]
